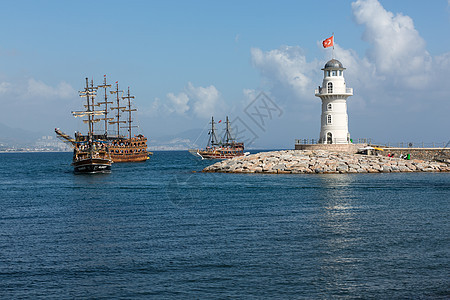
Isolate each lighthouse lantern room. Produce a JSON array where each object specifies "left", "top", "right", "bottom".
[{"left": 315, "top": 59, "right": 353, "bottom": 144}]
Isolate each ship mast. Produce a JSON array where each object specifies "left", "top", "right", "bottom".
[
  {"left": 74, "top": 78, "right": 99, "bottom": 138},
  {"left": 208, "top": 116, "right": 219, "bottom": 147},
  {"left": 96, "top": 75, "right": 113, "bottom": 136},
  {"left": 89, "top": 79, "right": 101, "bottom": 135},
  {"left": 85, "top": 78, "right": 93, "bottom": 136},
  {"left": 121, "top": 87, "right": 137, "bottom": 139},
  {"left": 109, "top": 82, "right": 125, "bottom": 137},
  {"left": 223, "top": 116, "right": 234, "bottom": 145}
]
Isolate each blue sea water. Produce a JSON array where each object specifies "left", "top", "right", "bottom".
[{"left": 0, "top": 151, "right": 449, "bottom": 299}]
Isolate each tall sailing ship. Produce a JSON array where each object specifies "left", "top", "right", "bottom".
[
  {"left": 56, "top": 78, "right": 113, "bottom": 174},
  {"left": 189, "top": 116, "right": 247, "bottom": 159},
  {"left": 105, "top": 79, "right": 149, "bottom": 163},
  {"left": 56, "top": 76, "right": 149, "bottom": 172}
]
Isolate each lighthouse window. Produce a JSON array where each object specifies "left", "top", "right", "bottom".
[
  {"left": 327, "top": 82, "right": 333, "bottom": 93},
  {"left": 327, "top": 103, "right": 332, "bottom": 111},
  {"left": 327, "top": 70, "right": 330, "bottom": 77},
  {"left": 339, "top": 70, "right": 342, "bottom": 76},
  {"left": 327, "top": 114, "right": 332, "bottom": 124},
  {"left": 332, "top": 70, "right": 337, "bottom": 76}
]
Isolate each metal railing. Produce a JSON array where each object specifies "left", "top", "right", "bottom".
[
  {"left": 295, "top": 139, "right": 448, "bottom": 148},
  {"left": 314, "top": 87, "right": 353, "bottom": 95},
  {"left": 295, "top": 138, "right": 372, "bottom": 145},
  {"left": 370, "top": 142, "right": 448, "bottom": 148}
]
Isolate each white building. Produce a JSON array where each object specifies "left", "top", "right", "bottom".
[{"left": 315, "top": 59, "right": 353, "bottom": 144}]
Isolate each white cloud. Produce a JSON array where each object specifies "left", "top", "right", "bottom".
[
  {"left": 0, "top": 78, "right": 75, "bottom": 100},
  {"left": 0, "top": 82, "right": 11, "bottom": 94},
  {"left": 186, "top": 82, "right": 221, "bottom": 118},
  {"left": 251, "top": 46, "right": 319, "bottom": 100},
  {"left": 0, "top": 78, "right": 78, "bottom": 132},
  {"left": 25, "top": 78, "right": 75, "bottom": 99},
  {"left": 351, "top": 0, "right": 432, "bottom": 87},
  {"left": 242, "top": 88, "right": 258, "bottom": 103},
  {"left": 332, "top": 45, "right": 376, "bottom": 87},
  {"left": 166, "top": 92, "right": 189, "bottom": 115},
  {"left": 151, "top": 82, "right": 223, "bottom": 119},
  {"left": 435, "top": 51, "right": 450, "bottom": 69}
]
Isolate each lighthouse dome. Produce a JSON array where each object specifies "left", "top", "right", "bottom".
[{"left": 323, "top": 59, "right": 344, "bottom": 69}]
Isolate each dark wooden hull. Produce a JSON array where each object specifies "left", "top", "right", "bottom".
[{"left": 72, "top": 158, "right": 112, "bottom": 174}]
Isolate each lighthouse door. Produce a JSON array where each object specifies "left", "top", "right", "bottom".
[{"left": 327, "top": 132, "right": 333, "bottom": 144}]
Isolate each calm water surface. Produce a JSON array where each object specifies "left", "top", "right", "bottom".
[{"left": 0, "top": 151, "right": 449, "bottom": 298}]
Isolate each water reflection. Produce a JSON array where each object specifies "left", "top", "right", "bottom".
[{"left": 316, "top": 174, "right": 363, "bottom": 296}]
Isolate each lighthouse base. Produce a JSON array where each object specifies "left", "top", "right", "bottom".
[{"left": 294, "top": 143, "right": 367, "bottom": 153}]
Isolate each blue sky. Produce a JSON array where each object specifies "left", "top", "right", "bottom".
[{"left": 0, "top": 0, "right": 449, "bottom": 148}]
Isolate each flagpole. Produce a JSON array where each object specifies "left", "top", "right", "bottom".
[{"left": 332, "top": 32, "right": 335, "bottom": 59}]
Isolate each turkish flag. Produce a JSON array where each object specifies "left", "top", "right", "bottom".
[{"left": 322, "top": 36, "right": 334, "bottom": 48}]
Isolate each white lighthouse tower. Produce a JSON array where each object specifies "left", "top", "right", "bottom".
[{"left": 315, "top": 59, "right": 353, "bottom": 144}]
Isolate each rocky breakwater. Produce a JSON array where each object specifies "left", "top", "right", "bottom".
[{"left": 203, "top": 150, "right": 450, "bottom": 174}]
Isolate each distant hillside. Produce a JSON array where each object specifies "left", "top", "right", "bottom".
[
  {"left": 149, "top": 128, "right": 207, "bottom": 150},
  {"left": 0, "top": 122, "right": 44, "bottom": 147}
]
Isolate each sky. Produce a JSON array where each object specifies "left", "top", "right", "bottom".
[{"left": 0, "top": 0, "right": 449, "bottom": 148}]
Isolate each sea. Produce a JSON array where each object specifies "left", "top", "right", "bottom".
[{"left": 0, "top": 151, "right": 449, "bottom": 299}]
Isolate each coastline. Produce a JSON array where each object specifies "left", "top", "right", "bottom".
[{"left": 203, "top": 150, "right": 450, "bottom": 174}]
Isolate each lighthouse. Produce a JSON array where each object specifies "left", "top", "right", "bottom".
[{"left": 315, "top": 59, "right": 353, "bottom": 144}]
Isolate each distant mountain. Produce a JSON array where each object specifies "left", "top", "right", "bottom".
[
  {"left": 0, "top": 122, "right": 44, "bottom": 147},
  {"left": 149, "top": 128, "right": 207, "bottom": 150}
]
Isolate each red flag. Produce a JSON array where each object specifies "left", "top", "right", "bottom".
[
  {"left": 115, "top": 81, "right": 118, "bottom": 84},
  {"left": 218, "top": 120, "right": 222, "bottom": 123},
  {"left": 322, "top": 36, "right": 334, "bottom": 48}
]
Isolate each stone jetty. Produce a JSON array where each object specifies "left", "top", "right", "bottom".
[{"left": 203, "top": 150, "right": 450, "bottom": 174}]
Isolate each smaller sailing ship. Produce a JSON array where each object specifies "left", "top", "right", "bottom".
[
  {"left": 56, "top": 78, "right": 112, "bottom": 173},
  {"left": 189, "top": 116, "right": 248, "bottom": 159}
]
